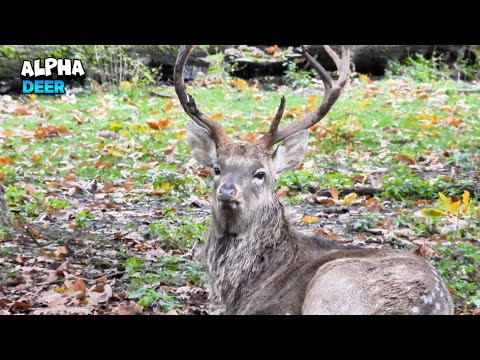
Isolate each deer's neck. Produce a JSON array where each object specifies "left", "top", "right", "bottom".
[{"left": 204, "top": 199, "right": 298, "bottom": 313}]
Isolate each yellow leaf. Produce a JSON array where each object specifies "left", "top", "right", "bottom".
[
  {"left": 157, "top": 183, "right": 174, "bottom": 193},
  {"left": 438, "top": 192, "right": 449, "bottom": 202},
  {"left": 229, "top": 78, "right": 248, "bottom": 89},
  {"left": 120, "top": 81, "right": 131, "bottom": 90},
  {"left": 27, "top": 93, "right": 37, "bottom": 100},
  {"left": 359, "top": 74, "right": 371, "bottom": 84},
  {"left": 329, "top": 185, "right": 339, "bottom": 201},
  {"left": 301, "top": 216, "right": 319, "bottom": 224},
  {"left": 462, "top": 191, "right": 470, "bottom": 214},
  {"left": 341, "top": 193, "right": 357, "bottom": 205},
  {"left": 421, "top": 208, "right": 447, "bottom": 217},
  {"left": 307, "top": 95, "right": 317, "bottom": 106},
  {"left": 448, "top": 201, "right": 461, "bottom": 214},
  {"left": 359, "top": 101, "right": 369, "bottom": 108}
]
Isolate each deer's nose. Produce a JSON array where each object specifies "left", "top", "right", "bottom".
[{"left": 218, "top": 183, "right": 237, "bottom": 201}]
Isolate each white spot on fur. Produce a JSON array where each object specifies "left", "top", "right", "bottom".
[
  {"left": 411, "top": 307, "right": 419, "bottom": 314},
  {"left": 421, "top": 294, "right": 434, "bottom": 304}
]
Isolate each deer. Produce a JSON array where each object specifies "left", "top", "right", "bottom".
[{"left": 173, "top": 45, "right": 454, "bottom": 315}]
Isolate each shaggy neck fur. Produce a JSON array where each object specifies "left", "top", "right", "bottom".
[{"left": 204, "top": 196, "right": 298, "bottom": 314}]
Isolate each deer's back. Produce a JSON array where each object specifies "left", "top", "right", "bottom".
[{"left": 242, "top": 236, "right": 453, "bottom": 315}]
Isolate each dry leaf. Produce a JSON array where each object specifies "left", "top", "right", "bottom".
[
  {"left": 341, "top": 193, "right": 358, "bottom": 205},
  {"left": 301, "top": 216, "right": 319, "bottom": 224},
  {"left": 329, "top": 185, "right": 339, "bottom": 201},
  {"left": 276, "top": 186, "right": 289, "bottom": 198},
  {"left": 117, "top": 301, "right": 143, "bottom": 315}
]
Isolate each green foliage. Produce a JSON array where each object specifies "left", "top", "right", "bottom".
[
  {"left": 46, "top": 198, "right": 71, "bottom": 210},
  {"left": 49, "top": 45, "right": 158, "bottom": 90},
  {"left": 0, "top": 46, "right": 19, "bottom": 59},
  {"left": 4, "top": 186, "right": 42, "bottom": 217},
  {"left": 147, "top": 208, "right": 209, "bottom": 250},
  {"left": 283, "top": 60, "right": 315, "bottom": 88},
  {"left": 124, "top": 256, "right": 206, "bottom": 311},
  {"left": 0, "top": 228, "right": 9, "bottom": 242},
  {"left": 434, "top": 241, "right": 480, "bottom": 310},
  {"left": 386, "top": 54, "right": 450, "bottom": 81},
  {"left": 278, "top": 170, "right": 353, "bottom": 192},
  {"left": 381, "top": 167, "right": 439, "bottom": 201},
  {"left": 74, "top": 209, "right": 93, "bottom": 228},
  {"left": 347, "top": 212, "right": 383, "bottom": 232},
  {"left": 395, "top": 214, "right": 441, "bottom": 237}
]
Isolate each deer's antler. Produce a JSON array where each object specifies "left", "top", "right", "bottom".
[
  {"left": 174, "top": 45, "right": 231, "bottom": 147},
  {"left": 257, "top": 45, "right": 351, "bottom": 149}
]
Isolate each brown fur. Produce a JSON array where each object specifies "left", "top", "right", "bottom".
[{"left": 196, "top": 142, "right": 453, "bottom": 315}]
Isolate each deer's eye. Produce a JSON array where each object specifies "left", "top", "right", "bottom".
[
  {"left": 214, "top": 167, "right": 221, "bottom": 176},
  {"left": 254, "top": 171, "right": 265, "bottom": 180}
]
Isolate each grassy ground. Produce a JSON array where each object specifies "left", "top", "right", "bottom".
[{"left": 0, "top": 74, "right": 479, "bottom": 314}]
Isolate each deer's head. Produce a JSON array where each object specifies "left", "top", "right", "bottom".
[{"left": 174, "top": 45, "right": 350, "bottom": 219}]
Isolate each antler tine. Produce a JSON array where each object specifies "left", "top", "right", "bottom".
[
  {"left": 258, "top": 96, "right": 286, "bottom": 149},
  {"left": 257, "top": 45, "right": 350, "bottom": 149},
  {"left": 174, "top": 45, "right": 230, "bottom": 146}
]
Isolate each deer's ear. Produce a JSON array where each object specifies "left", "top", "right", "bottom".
[
  {"left": 271, "top": 130, "right": 309, "bottom": 175},
  {"left": 186, "top": 121, "right": 218, "bottom": 168}
]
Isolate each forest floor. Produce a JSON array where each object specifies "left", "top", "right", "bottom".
[{"left": 0, "top": 74, "right": 479, "bottom": 315}]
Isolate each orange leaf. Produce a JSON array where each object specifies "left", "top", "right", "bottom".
[
  {"left": 445, "top": 115, "right": 462, "bottom": 127},
  {"left": 13, "top": 107, "right": 30, "bottom": 115},
  {"left": 276, "top": 186, "right": 289, "bottom": 198},
  {"left": 150, "top": 110, "right": 160, "bottom": 115},
  {"left": 162, "top": 101, "right": 174, "bottom": 111},
  {"left": 101, "top": 183, "right": 115, "bottom": 193},
  {"left": 25, "top": 184, "right": 37, "bottom": 195},
  {"left": 1, "top": 130, "right": 13, "bottom": 137},
  {"left": 0, "top": 157, "right": 15, "bottom": 165},
  {"left": 394, "top": 154, "right": 417, "bottom": 166},
  {"left": 29, "top": 228, "right": 41, "bottom": 239},
  {"left": 329, "top": 185, "right": 339, "bottom": 201},
  {"left": 127, "top": 99, "right": 137, "bottom": 107},
  {"left": 64, "top": 174, "right": 77, "bottom": 182},
  {"left": 212, "top": 113, "right": 223, "bottom": 120},
  {"left": 123, "top": 182, "right": 134, "bottom": 191},
  {"left": 0, "top": 171, "right": 4, "bottom": 181},
  {"left": 32, "top": 154, "right": 41, "bottom": 162},
  {"left": 241, "top": 132, "right": 256, "bottom": 143},
  {"left": 157, "top": 118, "right": 172, "bottom": 128},
  {"left": 307, "top": 95, "right": 317, "bottom": 106},
  {"left": 55, "top": 246, "right": 69, "bottom": 258},
  {"left": 147, "top": 121, "right": 160, "bottom": 130},
  {"left": 264, "top": 45, "right": 279, "bottom": 55}
]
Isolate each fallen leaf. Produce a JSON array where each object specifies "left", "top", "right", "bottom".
[
  {"left": 0, "top": 157, "right": 15, "bottom": 165},
  {"left": 421, "top": 208, "right": 447, "bottom": 217},
  {"left": 341, "top": 193, "right": 357, "bottom": 205},
  {"left": 55, "top": 246, "right": 69, "bottom": 258},
  {"left": 117, "top": 301, "right": 143, "bottom": 315},
  {"left": 162, "top": 101, "right": 174, "bottom": 111},
  {"left": 276, "top": 186, "right": 289, "bottom": 198},
  {"left": 301, "top": 216, "right": 319, "bottom": 224},
  {"left": 329, "top": 185, "right": 339, "bottom": 201},
  {"left": 212, "top": 113, "right": 223, "bottom": 120}
]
